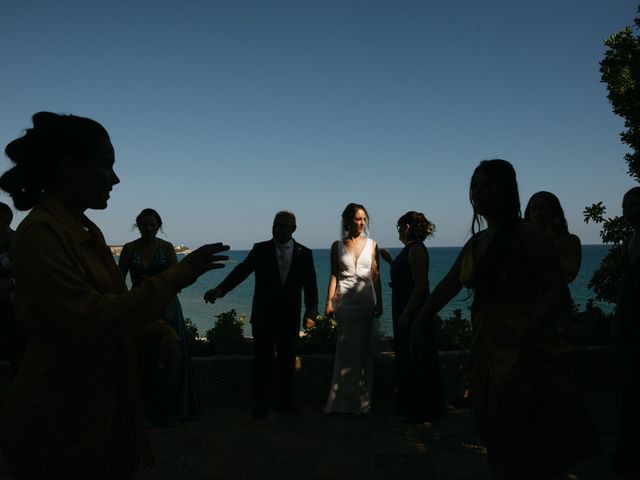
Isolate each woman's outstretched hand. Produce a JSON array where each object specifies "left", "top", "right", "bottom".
[{"left": 175, "top": 243, "right": 230, "bottom": 288}]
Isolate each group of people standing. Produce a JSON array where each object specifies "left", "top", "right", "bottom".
[{"left": 0, "top": 111, "right": 635, "bottom": 479}]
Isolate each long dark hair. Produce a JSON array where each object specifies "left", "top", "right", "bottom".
[
  {"left": 470, "top": 159, "right": 524, "bottom": 306},
  {"left": 524, "top": 191, "right": 569, "bottom": 234},
  {"left": 470, "top": 159, "right": 521, "bottom": 235},
  {"left": 0, "top": 112, "right": 110, "bottom": 210}
]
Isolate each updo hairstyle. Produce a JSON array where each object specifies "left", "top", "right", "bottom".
[
  {"left": 398, "top": 211, "right": 435, "bottom": 242},
  {"left": 135, "top": 208, "right": 163, "bottom": 229},
  {"left": 0, "top": 112, "right": 110, "bottom": 210}
]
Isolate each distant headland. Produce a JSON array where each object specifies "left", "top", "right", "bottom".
[{"left": 109, "top": 244, "right": 192, "bottom": 256}]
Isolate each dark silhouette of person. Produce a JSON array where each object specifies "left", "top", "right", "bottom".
[
  {"left": 410, "top": 159, "right": 600, "bottom": 479},
  {"left": 0, "top": 201, "right": 23, "bottom": 377},
  {"left": 119, "top": 208, "right": 200, "bottom": 426},
  {"left": 0, "top": 112, "right": 229, "bottom": 479},
  {"left": 612, "top": 186, "right": 640, "bottom": 477},
  {"left": 204, "top": 211, "right": 318, "bottom": 419},
  {"left": 381, "top": 211, "right": 445, "bottom": 423},
  {"left": 524, "top": 191, "right": 582, "bottom": 345}
]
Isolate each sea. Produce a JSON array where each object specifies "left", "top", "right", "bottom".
[{"left": 161, "top": 244, "right": 613, "bottom": 338}]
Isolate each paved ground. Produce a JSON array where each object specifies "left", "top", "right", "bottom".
[
  {"left": 0, "top": 390, "right": 623, "bottom": 480},
  {"left": 133, "top": 391, "right": 621, "bottom": 480}
]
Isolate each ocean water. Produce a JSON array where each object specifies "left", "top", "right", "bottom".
[{"left": 170, "top": 244, "right": 612, "bottom": 338}]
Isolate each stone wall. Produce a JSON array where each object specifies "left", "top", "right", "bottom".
[
  {"left": 0, "top": 346, "right": 625, "bottom": 409},
  {"left": 190, "top": 346, "right": 625, "bottom": 408}
]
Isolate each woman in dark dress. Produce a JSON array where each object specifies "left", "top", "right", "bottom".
[
  {"left": 381, "top": 211, "right": 445, "bottom": 422},
  {"left": 612, "top": 187, "right": 640, "bottom": 477},
  {"left": 119, "top": 208, "right": 199, "bottom": 426}
]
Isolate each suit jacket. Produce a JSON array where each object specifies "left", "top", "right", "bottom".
[{"left": 216, "top": 240, "right": 318, "bottom": 337}]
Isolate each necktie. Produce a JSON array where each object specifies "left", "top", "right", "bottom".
[{"left": 277, "top": 244, "right": 289, "bottom": 282}]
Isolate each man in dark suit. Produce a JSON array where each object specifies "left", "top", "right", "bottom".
[{"left": 203, "top": 211, "right": 318, "bottom": 419}]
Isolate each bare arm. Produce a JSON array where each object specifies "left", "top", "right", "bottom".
[
  {"left": 324, "top": 241, "right": 339, "bottom": 318},
  {"left": 409, "top": 244, "right": 465, "bottom": 355},
  {"left": 397, "top": 244, "right": 428, "bottom": 326},
  {"left": 372, "top": 241, "right": 383, "bottom": 318},
  {"left": 117, "top": 242, "right": 133, "bottom": 282},
  {"left": 561, "top": 233, "right": 582, "bottom": 283}
]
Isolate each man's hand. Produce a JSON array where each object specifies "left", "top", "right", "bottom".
[
  {"left": 203, "top": 288, "right": 224, "bottom": 304},
  {"left": 304, "top": 317, "right": 316, "bottom": 329}
]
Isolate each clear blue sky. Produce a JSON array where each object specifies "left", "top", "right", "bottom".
[{"left": 1, "top": 0, "right": 637, "bottom": 249}]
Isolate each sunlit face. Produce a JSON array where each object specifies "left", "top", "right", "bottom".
[
  {"left": 137, "top": 215, "right": 160, "bottom": 239},
  {"left": 272, "top": 214, "right": 296, "bottom": 243},
  {"left": 528, "top": 195, "right": 553, "bottom": 227},
  {"left": 73, "top": 138, "right": 120, "bottom": 210},
  {"left": 470, "top": 169, "right": 495, "bottom": 217},
  {"left": 349, "top": 209, "right": 367, "bottom": 236},
  {"left": 622, "top": 192, "right": 640, "bottom": 228}
]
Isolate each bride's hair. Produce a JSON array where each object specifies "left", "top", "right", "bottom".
[{"left": 341, "top": 202, "right": 369, "bottom": 237}]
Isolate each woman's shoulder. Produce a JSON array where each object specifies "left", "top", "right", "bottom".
[
  {"left": 158, "top": 238, "right": 175, "bottom": 250},
  {"left": 120, "top": 240, "right": 136, "bottom": 253}
]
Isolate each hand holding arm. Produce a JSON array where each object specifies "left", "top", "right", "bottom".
[{"left": 410, "top": 246, "right": 464, "bottom": 357}]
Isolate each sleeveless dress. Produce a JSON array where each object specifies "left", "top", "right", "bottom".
[
  {"left": 389, "top": 242, "right": 445, "bottom": 421},
  {"left": 324, "top": 238, "right": 378, "bottom": 414},
  {"left": 130, "top": 248, "right": 199, "bottom": 423}
]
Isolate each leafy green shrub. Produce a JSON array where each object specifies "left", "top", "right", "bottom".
[
  {"left": 205, "top": 309, "right": 249, "bottom": 354},
  {"left": 435, "top": 309, "right": 472, "bottom": 351},
  {"left": 183, "top": 317, "right": 210, "bottom": 357},
  {"left": 299, "top": 315, "right": 337, "bottom": 353},
  {"left": 184, "top": 317, "right": 199, "bottom": 345}
]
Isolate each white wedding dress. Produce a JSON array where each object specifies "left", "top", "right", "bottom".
[{"left": 324, "top": 237, "right": 378, "bottom": 414}]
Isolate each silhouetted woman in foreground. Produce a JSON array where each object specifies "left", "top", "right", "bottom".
[
  {"left": 411, "top": 159, "right": 600, "bottom": 479},
  {"left": 120, "top": 208, "right": 199, "bottom": 426},
  {"left": 381, "top": 211, "right": 444, "bottom": 422},
  {"left": 612, "top": 187, "right": 640, "bottom": 477},
  {"left": 0, "top": 112, "right": 228, "bottom": 480}
]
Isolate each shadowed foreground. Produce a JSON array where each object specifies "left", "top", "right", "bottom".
[{"left": 1, "top": 393, "right": 618, "bottom": 479}]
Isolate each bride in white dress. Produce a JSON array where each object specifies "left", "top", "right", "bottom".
[{"left": 324, "top": 203, "right": 383, "bottom": 414}]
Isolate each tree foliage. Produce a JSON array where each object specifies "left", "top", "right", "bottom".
[
  {"left": 600, "top": 8, "right": 640, "bottom": 180},
  {"left": 585, "top": 6, "right": 640, "bottom": 302}
]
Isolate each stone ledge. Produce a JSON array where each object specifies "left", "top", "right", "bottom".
[{"left": 191, "top": 346, "right": 625, "bottom": 406}]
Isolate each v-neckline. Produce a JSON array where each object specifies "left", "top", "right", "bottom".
[{"left": 344, "top": 237, "right": 369, "bottom": 267}]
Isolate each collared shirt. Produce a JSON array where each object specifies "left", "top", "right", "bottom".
[{"left": 274, "top": 238, "right": 293, "bottom": 283}]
